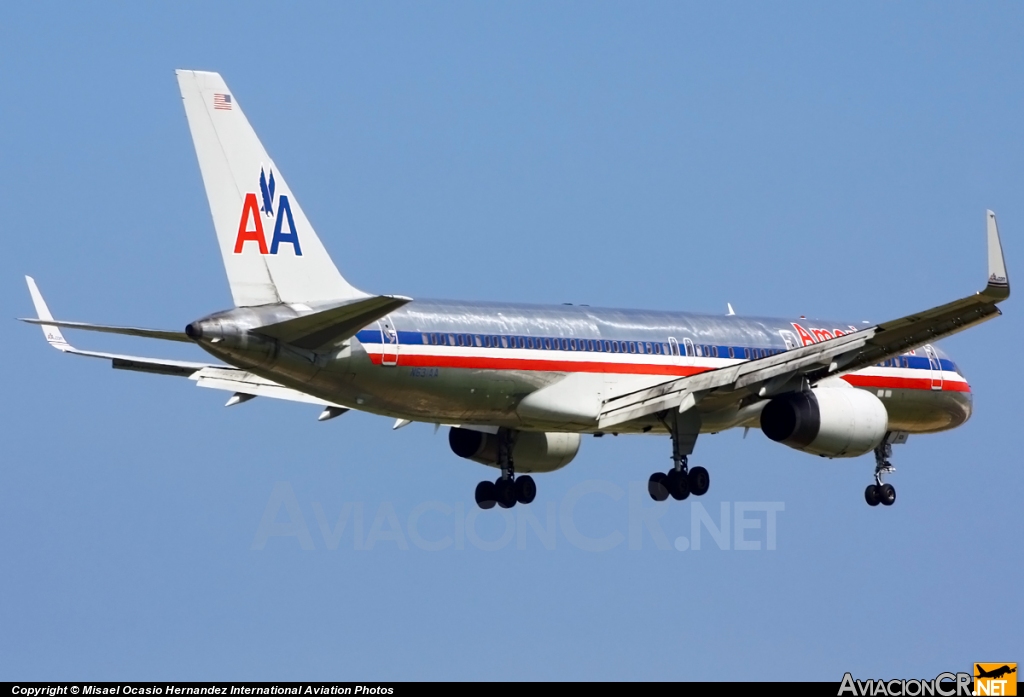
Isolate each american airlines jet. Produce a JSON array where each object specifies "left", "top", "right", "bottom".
[{"left": 22, "top": 70, "right": 1010, "bottom": 510}]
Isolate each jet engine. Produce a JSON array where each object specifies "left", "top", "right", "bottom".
[
  {"left": 760, "top": 387, "right": 888, "bottom": 458},
  {"left": 448, "top": 428, "right": 580, "bottom": 472}
]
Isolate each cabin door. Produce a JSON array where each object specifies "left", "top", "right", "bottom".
[{"left": 379, "top": 316, "right": 399, "bottom": 366}]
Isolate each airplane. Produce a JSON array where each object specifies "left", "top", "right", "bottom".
[
  {"left": 976, "top": 665, "right": 1016, "bottom": 680},
  {"left": 20, "top": 70, "right": 1010, "bottom": 511}
]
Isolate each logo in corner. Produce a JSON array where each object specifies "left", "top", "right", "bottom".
[
  {"left": 975, "top": 663, "right": 1016, "bottom": 696},
  {"left": 233, "top": 167, "right": 302, "bottom": 257}
]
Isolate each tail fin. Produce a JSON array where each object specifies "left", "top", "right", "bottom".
[{"left": 176, "top": 70, "right": 367, "bottom": 307}]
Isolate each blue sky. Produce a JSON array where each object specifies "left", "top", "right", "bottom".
[{"left": 2, "top": 2, "right": 1021, "bottom": 680}]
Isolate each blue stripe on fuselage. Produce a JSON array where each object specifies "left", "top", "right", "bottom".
[{"left": 352, "top": 329, "right": 959, "bottom": 374}]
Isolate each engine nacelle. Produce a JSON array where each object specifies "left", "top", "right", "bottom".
[
  {"left": 448, "top": 428, "right": 580, "bottom": 473},
  {"left": 760, "top": 387, "right": 888, "bottom": 458}
]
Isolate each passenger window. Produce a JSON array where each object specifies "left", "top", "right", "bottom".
[
  {"left": 610, "top": 341, "right": 619, "bottom": 353},
  {"left": 744, "top": 348, "right": 750, "bottom": 359},
  {"left": 602, "top": 340, "right": 610, "bottom": 352},
  {"left": 500, "top": 336, "right": 508, "bottom": 348},
  {"left": 728, "top": 347, "right": 735, "bottom": 359},
  {"left": 628, "top": 341, "right": 636, "bottom": 353},
  {"left": 561, "top": 338, "right": 569, "bottom": 350},
  {"left": 483, "top": 336, "right": 492, "bottom": 348},
  {"left": 544, "top": 338, "right": 552, "bottom": 350},
  {"left": 473, "top": 335, "right": 481, "bottom": 347},
  {"left": 712, "top": 346, "right": 719, "bottom": 357},
  {"left": 526, "top": 337, "right": 534, "bottom": 349}
]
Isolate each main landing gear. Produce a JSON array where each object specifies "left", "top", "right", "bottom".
[
  {"left": 648, "top": 408, "right": 710, "bottom": 502},
  {"left": 474, "top": 429, "right": 537, "bottom": 509},
  {"left": 864, "top": 439, "right": 897, "bottom": 507}
]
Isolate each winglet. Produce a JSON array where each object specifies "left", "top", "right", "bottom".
[
  {"left": 984, "top": 210, "right": 1010, "bottom": 301},
  {"left": 24, "top": 276, "right": 72, "bottom": 351}
]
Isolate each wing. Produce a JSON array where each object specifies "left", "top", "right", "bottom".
[
  {"left": 21, "top": 276, "right": 350, "bottom": 413},
  {"left": 600, "top": 210, "right": 1010, "bottom": 429},
  {"left": 20, "top": 276, "right": 192, "bottom": 343}
]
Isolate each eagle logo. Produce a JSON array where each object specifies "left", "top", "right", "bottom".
[{"left": 259, "top": 168, "right": 276, "bottom": 217}]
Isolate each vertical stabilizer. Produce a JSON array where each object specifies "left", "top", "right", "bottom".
[{"left": 176, "top": 70, "right": 367, "bottom": 307}]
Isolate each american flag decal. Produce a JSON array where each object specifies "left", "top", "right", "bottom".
[{"left": 213, "top": 93, "right": 233, "bottom": 110}]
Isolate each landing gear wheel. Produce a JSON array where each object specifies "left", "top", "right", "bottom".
[
  {"left": 475, "top": 481, "right": 497, "bottom": 510},
  {"left": 648, "top": 472, "right": 669, "bottom": 502},
  {"left": 515, "top": 475, "right": 537, "bottom": 505},
  {"left": 495, "top": 478, "right": 517, "bottom": 508},
  {"left": 870, "top": 439, "right": 898, "bottom": 507},
  {"left": 666, "top": 469, "right": 690, "bottom": 501},
  {"left": 864, "top": 484, "right": 880, "bottom": 507},
  {"left": 688, "top": 466, "right": 710, "bottom": 496},
  {"left": 878, "top": 483, "right": 896, "bottom": 506}
]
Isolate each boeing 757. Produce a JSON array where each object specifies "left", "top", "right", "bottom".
[{"left": 21, "top": 70, "right": 1010, "bottom": 510}]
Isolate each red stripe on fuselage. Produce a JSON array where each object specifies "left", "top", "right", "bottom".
[
  {"left": 366, "top": 350, "right": 971, "bottom": 392},
  {"left": 842, "top": 373, "right": 970, "bottom": 393},
  {"left": 371, "top": 351, "right": 706, "bottom": 376}
]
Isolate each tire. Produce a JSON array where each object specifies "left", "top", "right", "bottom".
[
  {"left": 648, "top": 472, "right": 669, "bottom": 502},
  {"left": 879, "top": 483, "right": 896, "bottom": 506},
  {"left": 495, "top": 478, "right": 517, "bottom": 508},
  {"left": 475, "top": 481, "right": 497, "bottom": 510},
  {"left": 864, "top": 484, "right": 880, "bottom": 507},
  {"left": 688, "top": 466, "right": 710, "bottom": 496},
  {"left": 515, "top": 475, "right": 537, "bottom": 505},
  {"left": 666, "top": 469, "right": 690, "bottom": 501}
]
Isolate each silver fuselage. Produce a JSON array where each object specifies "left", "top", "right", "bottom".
[{"left": 187, "top": 298, "right": 973, "bottom": 437}]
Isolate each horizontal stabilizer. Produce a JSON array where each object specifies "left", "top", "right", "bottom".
[{"left": 255, "top": 294, "right": 412, "bottom": 350}]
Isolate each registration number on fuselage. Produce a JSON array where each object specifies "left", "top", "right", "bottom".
[{"left": 410, "top": 367, "right": 440, "bottom": 378}]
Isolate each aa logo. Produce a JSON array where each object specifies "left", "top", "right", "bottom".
[
  {"left": 233, "top": 167, "right": 302, "bottom": 256},
  {"left": 975, "top": 663, "right": 1017, "bottom": 696}
]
